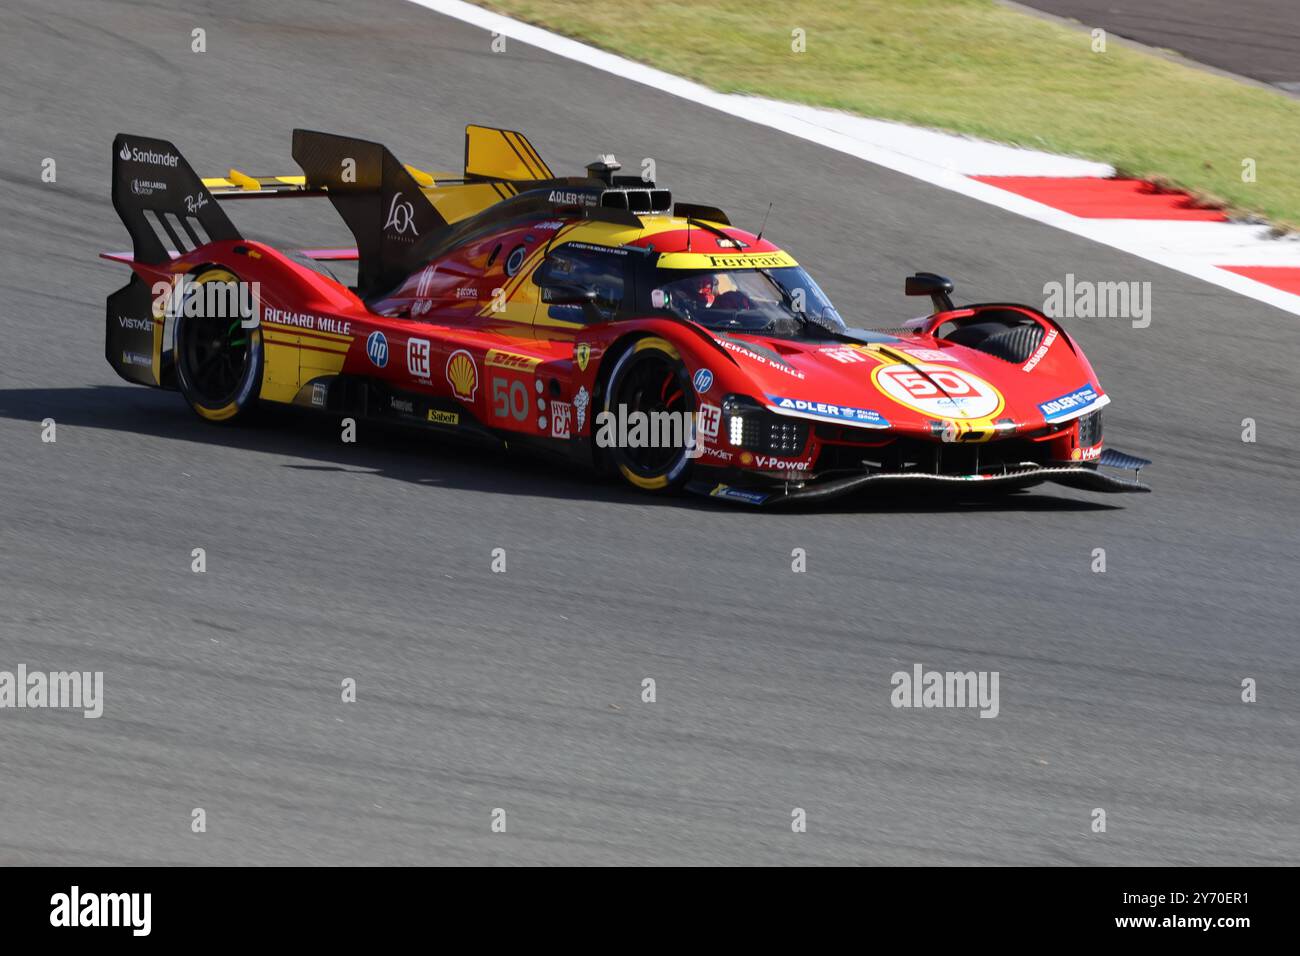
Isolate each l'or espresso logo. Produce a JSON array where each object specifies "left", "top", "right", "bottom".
[
  {"left": 50, "top": 886, "right": 151, "bottom": 936},
  {"left": 384, "top": 192, "right": 419, "bottom": 239}
]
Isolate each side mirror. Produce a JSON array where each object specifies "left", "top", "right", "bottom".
[{"left": 905, "top": 272, "right": 955, "bottom": 312}]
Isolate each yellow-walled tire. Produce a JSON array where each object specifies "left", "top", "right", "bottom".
[
  {"left": 601, "top": 336, "right": 694, "bottom": 494},
  {"left": 173, "top": 267, "right": 263, "bottom": 424}
]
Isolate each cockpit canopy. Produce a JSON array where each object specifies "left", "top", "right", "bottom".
[
  {"left": 533, "top": 239, "right": 847, "bottom": 337},
  {"left": 650, "top": 264, "right": 845, "bottom": 335}
]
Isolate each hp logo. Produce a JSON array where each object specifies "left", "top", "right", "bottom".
[{"left": 366, "top": 330, "right": 389, "bottom": 368}]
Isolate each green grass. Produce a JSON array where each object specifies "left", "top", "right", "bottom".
[{"left": 481, "top": 0, "right": 1300, "bottom": 228}]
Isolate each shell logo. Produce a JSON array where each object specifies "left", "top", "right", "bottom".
[{"left": 445, "top": 349, "right": 479, "bottom": 401}]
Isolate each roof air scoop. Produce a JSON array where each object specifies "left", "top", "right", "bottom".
[{"left": 586, "top": 154, "right": 621, "bottom": 184}]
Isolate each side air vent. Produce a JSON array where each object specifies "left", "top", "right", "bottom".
[
  {"left": 947, "top": 321, "right": 1044, "bottom": 363},
  {"left": 601, "top": 188, "right": 672, "bottom": 213},
  {"left": 981, "top": 323, "right": 1044, "bottom": 363},
  {"left": 1077, "top": 409, "right": 1103, "bottom": 447}
]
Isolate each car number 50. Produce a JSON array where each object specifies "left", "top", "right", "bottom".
[{"left": 492, "top": 376, "right": 529, "bottom": 421}]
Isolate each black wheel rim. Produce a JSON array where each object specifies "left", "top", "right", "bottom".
[
  {"left": 180, "top": 311, "right": 251, "bottom": 406},
  {"left": 612, "top": 352, "right": 690, "bottom": 476}
]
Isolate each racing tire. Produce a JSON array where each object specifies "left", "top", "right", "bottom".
[
  {"left": 174, "top": 267, "right": 264, "bottom": 424},
  {"left": 601, "top": 336, "right": 695, "bottom": 494}
]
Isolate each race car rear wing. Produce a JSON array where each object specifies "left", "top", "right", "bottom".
[
  {"left": 109, "top": 128, "right": 457, "bottom": 297},
  {"left": 108, "top": 126, "right": 643, "bottom": 298},
  {"left": 291, "top": 128, "right": 452, "bottom": 299},
  {"left": 112, "top": 133, "right": 242, "bottom": 267}
]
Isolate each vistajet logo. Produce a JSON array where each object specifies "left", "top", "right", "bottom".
[{"left": 50, "top": 886, "right": 150, "bottom": 936}]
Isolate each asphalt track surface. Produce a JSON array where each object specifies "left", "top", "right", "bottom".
[
  {"left": 1017, "top": 0, "right": 1300, "bottom": 89},
  {"left": 1, "top": 0, "right": 1297, "bottom": 866}
]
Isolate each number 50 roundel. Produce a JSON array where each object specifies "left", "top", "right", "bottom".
[{"left": 872, "top": 363, "right": 1004, "bottom": 420}]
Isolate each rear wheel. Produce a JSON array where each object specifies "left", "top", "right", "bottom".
[
  {"left": 174, "top": 267, "right": 263, "bottom": 423},
  {"left": 602, "top": 337, "right": 694, "bottom": 493}
]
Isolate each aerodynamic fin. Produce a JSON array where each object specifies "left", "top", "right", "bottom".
[
  {"left": 464, "top": 125, "right": 553, "bottom": 181},
  {"left": 107, "top": 134, "right": 245, "bottom": 388},
  {"left": 111, "top": 133, "right": 241, "bottom": 266},
  {"left": 292, "top": 129, "right": 449, "bottom": 299}
]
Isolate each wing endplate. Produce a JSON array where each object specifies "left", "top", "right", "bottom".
[{"left": 464, "top": 125, "right": 553, "bottom": 181}]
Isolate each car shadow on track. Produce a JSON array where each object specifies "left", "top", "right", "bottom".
[{"left": 0, "top": 385, "right": 1120, "bottom": 513}]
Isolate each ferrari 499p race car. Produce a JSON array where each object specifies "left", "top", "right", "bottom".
[{"left": 104, "top": 125, "right": 1151, "bottom": 505}]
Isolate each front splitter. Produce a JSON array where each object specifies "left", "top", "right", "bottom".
[{"left": 688, "top": 462, "right": 1150, "bottom": 507}]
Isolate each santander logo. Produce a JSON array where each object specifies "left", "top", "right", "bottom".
[{"left": 117, "top": 141, "right": 179, "bottom": 167}]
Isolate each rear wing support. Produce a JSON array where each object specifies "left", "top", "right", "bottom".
[{"left": 292, "top": 129, "right": 450, "bottom": 300}]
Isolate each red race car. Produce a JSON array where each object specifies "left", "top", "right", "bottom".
[{"left": 104, "top": 125, "right": 1150, "bottom": 505}]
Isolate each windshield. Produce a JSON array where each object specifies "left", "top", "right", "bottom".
[{"left": 650, "top": 266, "right": 846, "bottom": 336}]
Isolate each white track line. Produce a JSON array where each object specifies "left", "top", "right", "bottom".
[{"left": 408, "top": 0, "right": 1300, "bottom": 316}]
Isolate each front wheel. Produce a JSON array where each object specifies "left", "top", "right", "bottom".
[
  {"left": 174, "top": 267, "right": 263, "bottom": 423},
  {"left": 601, "top": 337, "right": 695, "bottom": 494}
]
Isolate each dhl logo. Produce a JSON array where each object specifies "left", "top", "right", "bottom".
[{"left": 486, "top": 349, "right": 542, "bottom": 371}]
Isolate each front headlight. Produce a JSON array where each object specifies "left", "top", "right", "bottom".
[
  {"left": 729, "top": 413, "right": 745, "bottom": 446},
  {"left": 722, "top": 395, "right": 809, "bottom": 455}
]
